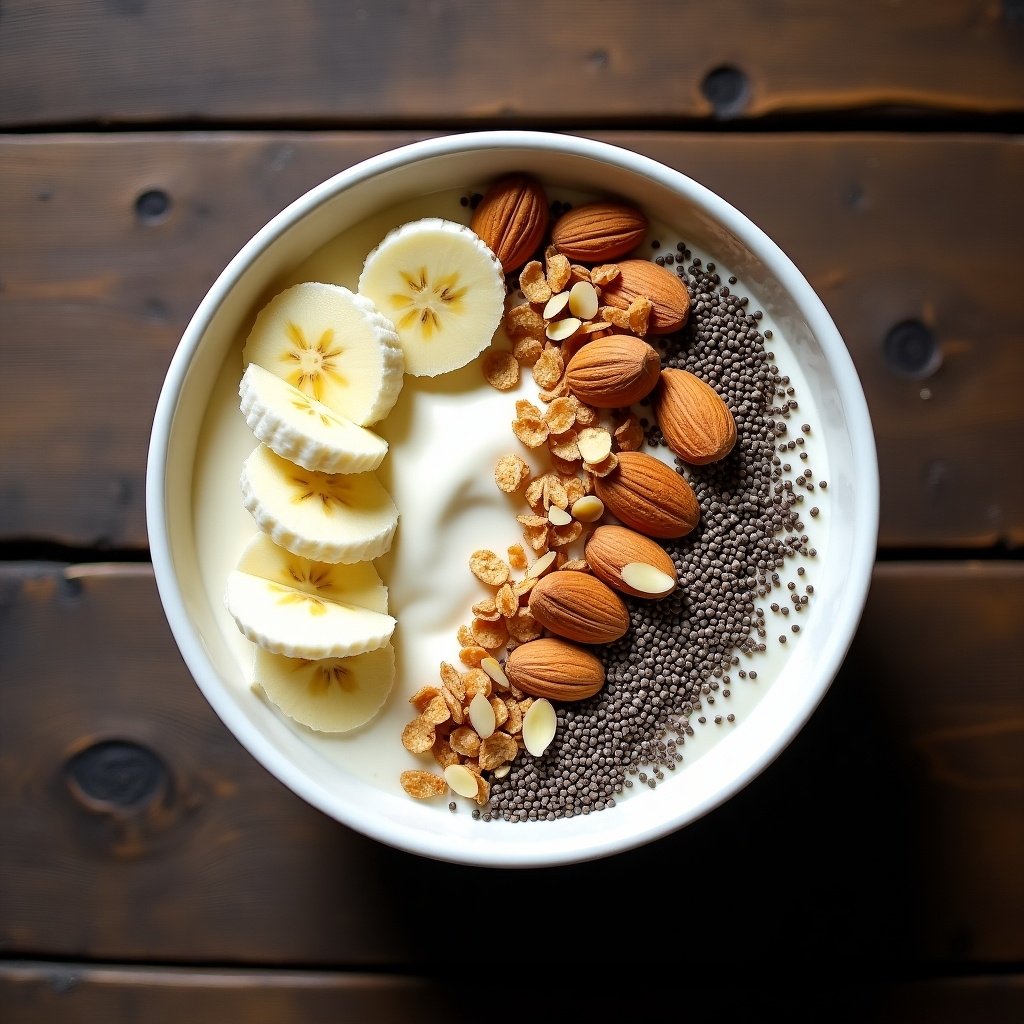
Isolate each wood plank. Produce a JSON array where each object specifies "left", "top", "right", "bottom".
[
  {"left": 0, "top": 562, "right": 1020, "bottom": 965},
  {"left": 1, "top": 132, "right": 1021, "bottom": 548},
  {"left": 2, "top": 964, "right": 1023, "bottom": 1024},
  {"left": 0, "top": 963, "right": 449, "bottom": 1024},
  {"left": 1, "top": 1, "right": 1022, "bottom": 126}
]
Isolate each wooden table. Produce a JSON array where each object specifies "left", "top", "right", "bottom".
[{"left": 2, "top": 2, "right": 1022, "bottom": 1019}]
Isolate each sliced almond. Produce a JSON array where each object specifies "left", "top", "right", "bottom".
[
  {"left": 621, "top": 561, "right": 677, "bottom": 597},
  {"left": 547, "top": 505, "right": 572, "bottom": 527},
  {"left": 480, "top": 656, "right": 511, "bottom": 690},
  {"left": 444, "top": 763, "right": 482, "bottom": 799},
  {"left": 571, "top": 495, "right": 605, "bottom": 523},
  {"left": 545, "top": 317, "right": 583, "bottom": 342},
  {"left": 522, "top": 698, "right": 558, "bottom": 756},
  {"left": 468, "top": 691, "right": 496, "bottom": 739},
  {"left": 568, "top": 280, "right": 600, "bottom": 320},
  {"left": 543, "top": 291, "right": 570, "bottom": 320},
  {"left": 526, "top": 550, "right": 558, "bottom": 579},
  {"left": 577, "top": 427, "right": 613, "bottom": 466},
  {"left": 492, "top": 764, "right": 511, "bottom": 779}
]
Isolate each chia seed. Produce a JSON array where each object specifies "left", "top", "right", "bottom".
[{"left": 485, "top": 250, "right": 823, "bottom": 822}]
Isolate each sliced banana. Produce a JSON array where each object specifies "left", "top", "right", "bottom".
[
  {"left": 358, "top": 218, "right": 505, "bottom": 377},
  {"left": 239, "top": 362, "right": 388, "bottom": 474},
  {"left": 253, "top": 643, "right": 395, "bottom": 733},
  {"left": 235, "top": 533, "right": 389, "bottom": 613},
  {"left": 242, "top": 282, "right": 404, "bottom": 426},
  {"left": 225, "top": 569, "right": 395, "bottom": 660},
  {"left": 241, "top": 445, "right": 398, "bottom": 563}
]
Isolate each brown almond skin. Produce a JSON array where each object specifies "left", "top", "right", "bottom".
[
  {"left": 654, "top": 368, "right": 737, "bottom": 465},
  {"left": 584, "top": 525, "right": 678, "bottom": 599},
  {"left": 504, "top": 638, "right": 605, "bottom": 702},
  {"left": 601, "top": 260, "right": 691, "bottom": 334},
  {"left": 470, "top": 174, "right": 549, "bottom": 273},
  {"left": 551, "top": 201, "right": 648, "bottom": 262},
  {"left": 565, "top": 335, "right": 661, "bottom": 408},
  {"left": 528, "top": 570, "right": 630, "bottom": 644},
  {"left": 593, "top": 451, "right": 700, "bottom": 539}
]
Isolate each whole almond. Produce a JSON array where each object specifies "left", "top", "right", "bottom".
[
  {"left": 471, "top": 174, "right": 549, "bottom": 273},
  {"left": 593, "top": 450, "right": 700, "bottom": 539},
  {"left": 504, "top": 637, "right": 605, "bottom": 702},
  {"left": 528, "top": 570, "right": 629, "bottom": 644},
  {"left": 584, "top": 525, "right": 678, "bottom": 599},
  {"left": 654, "top": 368, "right": 737, "bottom": 464},
  {"left": 600, "top": 260, "right": 690, "bottom": 334},
  {"left": 551, "top": 201, "right": 648, "bottom": 262},
  {"left": 564, "top": 335, "right": 661, "bottom": 408}
]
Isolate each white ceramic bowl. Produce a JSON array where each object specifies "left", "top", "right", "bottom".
[{"left": 147, "top": 131, "right": 878, "bottom": 867}]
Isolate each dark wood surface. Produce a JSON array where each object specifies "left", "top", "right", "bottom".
[{"left": 1, "top": 2, "right": 1021, "bottom": 1019}]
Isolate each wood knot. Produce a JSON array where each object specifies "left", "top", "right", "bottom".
[
  {"left": 134, "top": 188, "right": 171, "bottom": 224},
  {"left": 700, "top": 65, "right": 750, "bottom": 119},
  {"left": 65, "top": 739, "right": 168, "bottom": 812},
  {"left": 884, "top": 319, "right": 941, "bottom": 379}
]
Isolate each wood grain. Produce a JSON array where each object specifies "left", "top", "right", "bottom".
[
  {"left": 0, "top": 562, "right": 1020, "bottom": 965},
  {"left": 1, "top": 1, "right": 1022, "bottom": 126},
  {"left": 2, "top": 963, "right": 1023, "bottom": 1023},
  {"left": 1, "top": 132, "right": 1021, "bottom": 548}
]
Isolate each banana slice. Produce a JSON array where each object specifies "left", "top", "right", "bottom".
[
  {"left": 241, "top": 445, "right": 398, "bottom": 563},
  {"left": 358, "top": 218, "right": 505, "bottom": 377},
  {"left": 252, "top": 643, "right": 395, "bottom": 733},
  {"left": 242, "top": 282, "right": 404, "bottom": 426},
  {"left": 225, "top": 569, "right": 395, "bottom": 660},
  {"left": 239, "top": 363, "right": 388, "bottom": 474},
  {"left": 235, "top": 533, "right": 389, "bottom": 613}
]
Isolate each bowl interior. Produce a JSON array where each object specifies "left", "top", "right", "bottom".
[{"left": 149, "top": 133, "right": 877, "bottom": 867}]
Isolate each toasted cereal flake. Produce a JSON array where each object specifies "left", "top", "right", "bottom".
[
  {"left": 459, "top": 645, "right": 489, "bottom": 668},
  {"left": 545, "top": 396, "right": 576, "bottom": 434},
  {"left": 463, "top": 668, "right": 492, "bottom": 699},
  {"left": 548, "top": 505, "right": 572, "bottom": 527},
  {"left": 482, "top": 349, "right": 520, "bottom": 391},
  {"left": 440, "top": 662, "right": 465, "bottom": 699},
  {"left": 472, "top": 597, "right": 501, "bottom": 621},
  {"left": 546, "top": 252, "right": 571, "bottom": 292},
  {"left": 574, "top": 402, "right": 599, "bottom": 427},
  {"left": 560, "top": 331, "right": 592, "bottom": 366},
  {"left": 512, "top": 336, "right": 543, "bottom": 366},
  {"left": 409, "top": 685, "right": 441, "bottom": 712},
  {"left": 585, "top": 451, "right": 619, "bottom": 477},
  {"left": 421, "top": 694, "right": 451, "bottom": 725},
  {"left": 450, "top": 726, "right": 482, "bottom": 758},
  {"left": 614, "top": 414, "right": 645, "bottom": 452},
  {"left": 442, "top": 687, "right": 465, "bottom": 725},
  {"left": 543, "top": 474, "right": 569, "bottom": 510},
  {"left": 512, "top": 415, "right": 549, "bottom": 448},
  {"left": 571, "top": 494, "right": 605, "bottom": 523},
  {"left": 592, "top": 264, "right": 621, "bottom": 287},
  {"left": 524, "top": 477, "right": 547, "bottom": 514},
  {"left": 600, "top": 305, "right": 632, "bottom": 331},
  {"left": 507, "top": 608, "right": 543, "bottom": 642},
  {"left": 532, "top": 347, "right": 564, "bottom": 390},
  {"left": 560, "top": 558, "right": 590, "bottom": 572},
  {"left": 456, "top": 624, "right": 475, "bottom": 648},
  {"left": 538, "top": 378, "right": 571, "bottom": 403},
  {"left": 548, "top": 429, "right": 581, "bottom": 463},
  {"left": 400, "top": 770, "right": 448, "bottom": 799},
  {"left": 504, "top": 699, "right": 524, "bottom": 736},
  {"left": 444, "top": 763, "right": 482, "bottom": 799},
  {"left": 507, "top": 543, "right": 528, "bottom": 571},
  {"left": 431, "top": 737, "right": 460, "bottom": 769},
  {"left": 550, "top": 520, "right": 583, "bottom": 548},
  {"left": 512, "top": 576, "right": 539, "bottom": 599},
  {"left": 496, "top": 583, "right": 518, "bottom": 619},
  {"left": 490, "top": 695, "right": 510, "bottom": 728},
  {"left": 468, "top": 691, "right": 496, "bottom": 739},
  {"left": 472, "top": 616, "right": 509, "bottom": 651},
  {"left": 577, "top": 427, "right": 612, "bottom": 465},
  {"left": 569, "top": 264, "right": 592, "bottom": 284},
  {"left": 505, "top": 303, "right": 547, "bottom": 339},
  {"left": 519, "top": 261, "right": 551, "bottom": 304},
  {"left": 550, "top": 452, "right": 582, "bottom": 475},
  {"left": 402, "top": 716, "right": 436, "bottom": 754},
  {"left": 470, "top": 550, "right": 510, "bottom": 587},
  {"left": 474, "top": 773, "right": 491, "bottom": 805},
  {"left": 522, "top": 698, "right": 558, "bottom": 756},
  {"left": 517, "top": 512, "right": 548, "bottom": 530},
  {"left": 523, "top": 524, "right": 550, "bottom": 553},
  {"left": 628, "top": 294, "right": 653, "bottom": 336},
  {"left": 562, "top": 475, "right": 587, "bottom": 505},
  {"left": 479, "top": 732, "right": 518, "bottom": 771},
  {"left": 516, "top": 398, "right": 542, "bottom": 419}
]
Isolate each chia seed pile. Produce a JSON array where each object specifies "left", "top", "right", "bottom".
[{"left": 482, "top": 243, "right": 825, "bottom": 822}]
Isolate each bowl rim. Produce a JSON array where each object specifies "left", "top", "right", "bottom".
[{"left": 146, "top": 130, "right": 879, "bottom": 867}]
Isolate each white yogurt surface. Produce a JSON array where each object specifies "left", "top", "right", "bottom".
[{"left": 191, "top": 186, "right": 830, "bottom": 804}]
